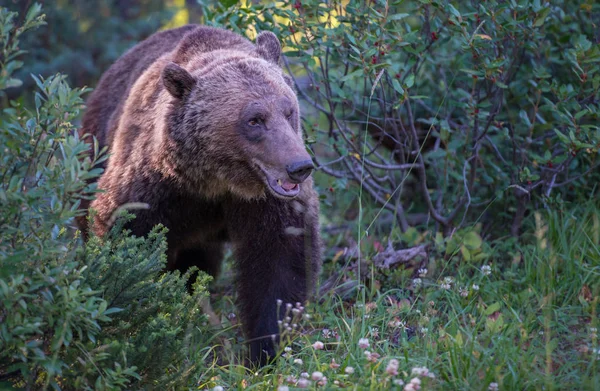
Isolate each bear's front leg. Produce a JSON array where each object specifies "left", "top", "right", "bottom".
[{"left": 226, "top": 194, "right": 321, "bottom": 367}]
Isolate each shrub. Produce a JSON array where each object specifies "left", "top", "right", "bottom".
[
  {"left": 200, "top": 0, "right": 600, "bottom": 238},
  {"left": 0, "top": 5, "right": 210, "bottom": 390}
]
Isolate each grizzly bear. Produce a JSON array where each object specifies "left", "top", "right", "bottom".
[{"left": 77, "top": 25, "right": 322, "bottom": 366}]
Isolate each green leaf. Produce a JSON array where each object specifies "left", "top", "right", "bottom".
[
  {"left": 484, "top": 302, "right": 502, "bottom": 316},
  {"left": 389, "top": 13, "right": 409, "bottom": 21},
  {"left": 104, "top": 307, "right": 123, "bottom": 315},
  {"left": 460, "top": 245, "right": 471, "bottom": 261},
  {"left": 24, "top": 3, "right": 43, "bottom": 25},
  {"left": 463, "top": 231, "right": 483, "bottom": 250},
  {"left": 519, "top": 110, "right": 531, "bottom": 128},
  {"left": 574, "top": 109, "right": 588, "bottom": 120},
  {"left": 3, "top": 78, "right": 22, "bottom": 89},
  {"left": 554, "top": 130, "right": 570, "bottom": 144},
  {"left": 534, "top": 7, "right": 551, "bottom": 27},
  {"left": 220, "top": 0, "right": 238, "bottom": 8},
  {"left": 392, "top": 78, "right": 404, "bottom": 95},
  {"left": 339, "top": 69, "right": 364, "bottom": 82},
  {"left": 447, "top": 4, "right": 461, "bottom": 19}
]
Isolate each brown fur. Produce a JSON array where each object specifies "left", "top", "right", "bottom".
[{"left": 78, "top": 25, "right": 322, "bottom": 366}]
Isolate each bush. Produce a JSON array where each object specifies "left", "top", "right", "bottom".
[
  {"left": 0, "top": 5, "right": 210, "bottom": 390},
  {"left": 200, "top": 0, "right": 600, "bottom": 238}
]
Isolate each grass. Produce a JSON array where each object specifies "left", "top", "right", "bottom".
[{"left": 198, "top": 201, "right": 599, "bottom": 390}]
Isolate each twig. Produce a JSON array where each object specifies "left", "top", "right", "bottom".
[
  {"left": 107, "top": 202, "right": 150, "bottom": 228},
  {"left": 373, "top": 244, "right": 428, "bottom": 269}
]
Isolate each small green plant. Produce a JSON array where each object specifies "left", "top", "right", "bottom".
[{"left": 0, "top": 4, "right": 45, "bottom": 92}]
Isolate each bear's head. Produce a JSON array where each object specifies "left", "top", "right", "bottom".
[{"left": 161, "top": 31, "right": 313, "bottom": 201}]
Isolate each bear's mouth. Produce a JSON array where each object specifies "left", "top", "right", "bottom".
[
  {"left": 269, "top": 177, "right": 300, "bottom": 197},
  {"left": 259, "top": 167, "right": 301, "bottom": 198}
]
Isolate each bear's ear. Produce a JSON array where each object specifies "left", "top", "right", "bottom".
[
  {"left": 162, "top": 62, "right": 196, "bottom": 99},
  {"left": 256, "top": 31, "right": 281, "bottom": 64}
]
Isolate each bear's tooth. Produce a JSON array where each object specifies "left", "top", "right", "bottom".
[{"left": 277, "top": 179, "right": 282, "bottom": 186}]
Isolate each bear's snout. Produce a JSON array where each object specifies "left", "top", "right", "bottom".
[{"left": 286, "top": 160, "right": 314, "bottom": 183}]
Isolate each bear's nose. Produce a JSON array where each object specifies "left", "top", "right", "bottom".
[{"left": 286, "top": 160, "right": 314, "bottom": 183}]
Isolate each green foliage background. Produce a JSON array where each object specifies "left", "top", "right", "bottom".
[{"left": 201, "top": 0, "right": 600, "bottom": 240}]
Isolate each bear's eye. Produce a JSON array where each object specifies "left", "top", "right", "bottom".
[{"left": 248, "top": 118, "right": 262, "bottom": 127}]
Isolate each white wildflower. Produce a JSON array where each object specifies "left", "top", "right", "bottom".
[
  {"left": 358, "top": 338, "right": 370, "bottom": 349},
  {"left": 386, "top": 358, "right": 400, "bottom": 376},
  {"left": 364, "top": 350, "right": 380, "bottom": 362},
  {"left": 411, "top": 366, "right": 435, "bottom": 378},
  {"left": 440, "top": 276, "right": 452, "bottom": 290},
  {"left": 311, "top": 371, "right": 323, "bottom": 381},
  {"left": 404, "top": 377, "right": 421, "bottom": 391}
]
